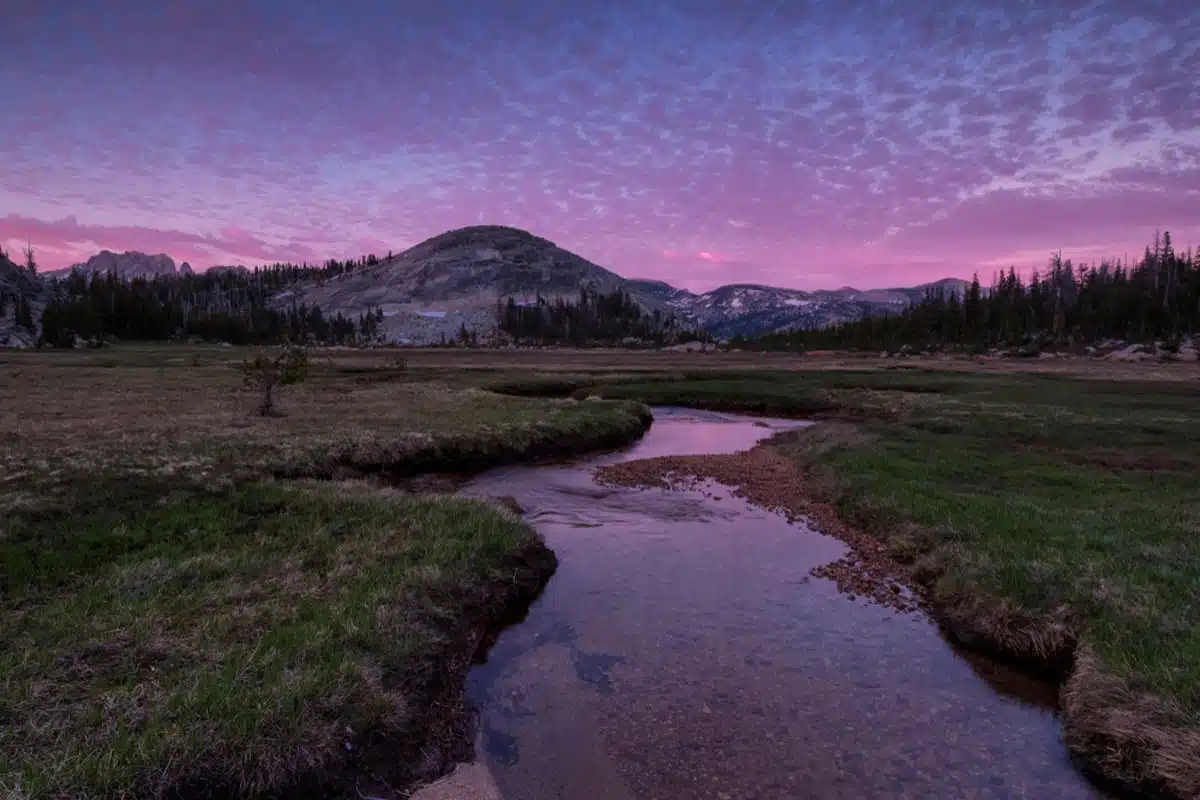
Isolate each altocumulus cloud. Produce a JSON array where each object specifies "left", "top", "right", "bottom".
[{"left": 1, "top": 0, "right": 1197, "bottom": 289}]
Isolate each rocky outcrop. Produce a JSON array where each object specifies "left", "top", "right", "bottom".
[{"left": 44, "top": 250, "right": 192, "bottom": 281}]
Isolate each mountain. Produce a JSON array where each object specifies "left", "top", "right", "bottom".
[
  {"left": 8, "top": 227, "right": 974, "bottom": 347},
  {"left": 278, "top": 225, "right": 970, "bottom": 343},
  {"left": 0, "top": 250, "right": 46, "bottom": 347},
  {"left": 44, "top": 250, "right": 194, "bottom": 281},
  {"left": 277, "top": 225, "right": 667, "bottom": 345},
  {"left": 626, "top": 277, "right": 974, "bottom": 339}
]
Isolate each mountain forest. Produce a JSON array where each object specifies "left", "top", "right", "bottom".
[
  {"left": 495, "top": 287, "right": 707, "bottom": 346},
  {"left": 732, "top": 232, "right": 1200, "bottom": 353},
  {"left": 31, "top": 257, "right": 386, "bottom": 347}
]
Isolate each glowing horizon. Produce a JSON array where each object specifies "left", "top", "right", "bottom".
[{"left": 3, "top": 1, "right": 1198, "bottom": 292}]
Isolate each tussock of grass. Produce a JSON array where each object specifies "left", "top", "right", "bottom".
[
  {"left": 1, "top": 481, "right": 555, "bottom": 798},
  {"left": 1063, "top": 646, "right": 1200, "bottom": 797}
]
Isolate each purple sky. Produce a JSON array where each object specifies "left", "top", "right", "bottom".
[{"left": 3, "top": 1, "right": 1198, "bottom": 291}]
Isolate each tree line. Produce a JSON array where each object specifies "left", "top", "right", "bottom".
[
  {"left": 732, "top": 232, "right": 1200, "bottom": 353},
  {"left": 0, "top": 290, "right": 37, "bottom": 331},
  {"left": 37, "top": 259, "right": 387, "bottom": 348},
  {"left": 496, "top": 286, "right": 707, "bottom": 346}
]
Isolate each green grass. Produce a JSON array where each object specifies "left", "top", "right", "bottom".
[
  {"left": 0, "top": 346, "right": 654, "bottom": 798},
  {"left": 587, "top": 370, "right": 1200, "bottom": 711},
  {"left": 5, "top": 345, "right": 1198, "bottom": 794},
  {"left": 1, "top": 480, "right": 551, "bottom": 797},
  {"left": 568, "top": 377, "right": 842, "bottom": 416},
  {"left": 801, "top": 429, "right": 1200, "bottom": 697}
]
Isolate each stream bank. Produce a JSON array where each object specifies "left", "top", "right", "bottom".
[{"left": 425, "top": 408, "right": 1107, "bottom": 799}]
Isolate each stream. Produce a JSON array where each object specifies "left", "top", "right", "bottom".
[{"left": 436, "top": 408, "right": 1103, "bottom": 799}]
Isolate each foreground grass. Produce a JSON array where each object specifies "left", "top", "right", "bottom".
[
  {"left": 2, "top": 480, "right": 552, "bottom": 797},
  {"left": 582, "top": 368, "right": 1200, "bottom": 794},
  {"left": 0, "top": 346, "right": 652, "bottom": 798}
]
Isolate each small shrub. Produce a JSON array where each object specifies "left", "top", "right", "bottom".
[{"left": 235, "top": 341, "right": 309, "bottom": 416}]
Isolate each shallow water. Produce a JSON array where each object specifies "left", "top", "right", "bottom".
[{"left": 456, "top": 408, "right": 1103, "bottom": 799}]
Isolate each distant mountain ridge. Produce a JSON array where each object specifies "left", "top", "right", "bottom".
[
  {"left": 275, "top": 225, "right": 970, "bottom": 342},
  {"left": 25, "top": 227, "right": 973, "bottom": 344},
  {"left": 626, "top": 276, "right": 973, "bottom": 339},
  {"left": 44, "top": 250, "right": 194, "bottom": 280}
]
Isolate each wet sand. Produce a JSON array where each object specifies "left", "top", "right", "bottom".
[{"left": 449, "top": 408, "right": 1104, "bottom": 799}]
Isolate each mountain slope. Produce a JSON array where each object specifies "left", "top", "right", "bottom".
[
  {"left": 44, "top": 250, "right": 193, "bottom": 280},
  {"left": 277, "top": 225, "right": 667, "bottom": 344}
]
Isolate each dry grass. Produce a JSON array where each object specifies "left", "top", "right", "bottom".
[
  {"left": 0, "top": 347, "right": 651, "bottom": 485},
  {"left": 1063, "top": 646, "right": 1200, "bottom": 797}
]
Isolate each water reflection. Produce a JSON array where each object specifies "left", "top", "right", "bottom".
[{"left": 457, "top": 409, "right": 1103, "bottom": 799}]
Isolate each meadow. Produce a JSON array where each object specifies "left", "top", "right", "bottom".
[
  {"left": 0, "top": 344, "right": 649, "bottom": 798},
  {"left": 2, "top": 343, "right": 1198, "bottom": 796}
]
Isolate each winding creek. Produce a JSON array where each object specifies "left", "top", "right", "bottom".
[{"left": 426, "top": 408, "right": 1105, "bottom": 799}]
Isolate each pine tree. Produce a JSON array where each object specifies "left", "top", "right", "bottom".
[
  {"left": 16, "top": 295, "right": 35, "bottom": 331},
  {"left": 21, "top": 243, "right": 37, "bottom": 276},
  {"left": 735, "top": 232, "right": 1198, "bottom": 352}
]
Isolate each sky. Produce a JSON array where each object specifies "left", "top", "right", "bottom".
[{"left": 2, "top": 0, "right": 1198, "bottom": 291}]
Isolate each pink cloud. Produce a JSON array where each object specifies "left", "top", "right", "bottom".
[
  {"left": 661, "top": 249, "right": 734, "bottom": 265},
  {"left": 2, "top": 0, "right": 1197, "bottom": 292},
  {"left": 0, "top": 215, "right": 323, "bottom": 270}
]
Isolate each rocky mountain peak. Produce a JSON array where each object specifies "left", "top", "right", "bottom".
[{"left": 45, "top": 250, "right": 190, "bottom": 280}]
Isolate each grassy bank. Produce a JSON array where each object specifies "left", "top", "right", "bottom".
[
  {"left": 2, "top": 483, "right": 554, "bottom": 797},
  {"left": 1, "top": 350, "right": 651, "bottom": 484},
  {"left": 582, "top": 369, "right": 1200, "bottom": 797},
  {"left": 0, "top": 346, "right": 651, "bottom": 798}
]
